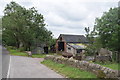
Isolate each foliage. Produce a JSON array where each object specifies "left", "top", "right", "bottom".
[
  {"left": 85, "top": 7, "right": 120, "bottom": 56},
  {"left": 97, "top": 70, "right": 106, "bottom": 78},
  {"left": 84, "top": 27, "right": 90, "bottom": 39},
  {"left": 41, "top": 60, "right": 97, "bottom": 78},
  {"left": 93, "top": 7, "right": 120, "bottom": 51},
  {"left": 2, "top": 1, "right": 53, "bottom": 51},
  {"left": 49, "top": 38, "right": 57, "bottom": 45},
  {"left": 85, "top": 37, "right": 102, "bottom": 56}
]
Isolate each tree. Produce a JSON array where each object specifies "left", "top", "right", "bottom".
[
  {"left": 84, "top": 27, "right": 95, "bottom": 44},
  {"left": 85, "top": 27, "right": 90, "bottom": 38},
  {"left": 94, "top": 7, "right": 120, "bottom": 52},
  {"left": 2, "top": 1, "right": 53, "bottom": 50}
]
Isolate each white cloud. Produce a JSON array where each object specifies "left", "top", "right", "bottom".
[{"left": 0, "top": 0, "right": 119, "bottom": 38}]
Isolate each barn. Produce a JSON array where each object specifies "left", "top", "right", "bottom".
[{"left": 55, "top": 34, "right": 89, "bottom": 56}]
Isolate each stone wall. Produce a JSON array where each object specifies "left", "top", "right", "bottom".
[{"left": 45, "top": 55, "right": 120, "bottom": 78}]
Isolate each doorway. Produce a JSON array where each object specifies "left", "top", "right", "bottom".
[
  {"left": 58, "top": 42, "right": 64, "bottom": 51},
  {"left": 44, "top": 46, "right": 48, "bottom": 54}
]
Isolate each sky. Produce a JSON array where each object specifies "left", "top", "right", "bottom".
[{"left": 0, "top": 0, "right": 119, "bottom": 38}]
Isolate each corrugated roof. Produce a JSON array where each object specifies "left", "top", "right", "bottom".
[
  {"left": 68, "top": 43, "right": 86, "bottom": 49},
  {"left": 60, "top": 34, "right": 89, "bottom": 43}
]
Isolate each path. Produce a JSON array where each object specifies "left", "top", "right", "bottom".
[{"left": 9, "top": 56, "right": 64, "bottom": 78}]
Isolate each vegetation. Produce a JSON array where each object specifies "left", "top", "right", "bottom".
[
  {"left": 97, "top": 70, "right": 106, "bottom": 78},
  {"left": 94, "top": 62, "right": 120, "bottom": 70},
  {"left": 41, "top": 60, "right": 97, "bottom": 78},
  {"left": 9, "top": 48, "right": 54, "bottom": 58},
  {"left": 31, "top": 53, "right": 55, "bottom": 58},
  {"left": 9, "top": 49, "right": 28, "bottom": 56},
  {"left": 84, "top": 7, "right": 120, "bottom": 61},
  {"left": 2, "top": 1, "right": 53, "bottom": 51},
  {"left": 101, "top": 63, "right": 120, "bottom": 70},
  {"left": 94, "top": 7, "right": 120, "bottom": 52}
]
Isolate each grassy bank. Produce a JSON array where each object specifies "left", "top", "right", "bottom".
[
  {"left": 9, "top": 49, "right": 28, "bottom": 56},
  {"left": 41, "top": 60, "right": 97, "bottom": 78},
  {"left": 9, "top": 49, "right": 54, "bottom": 58},
  {"left": 101, "top": 63, "right": 120, "bottom": 70},
  {"left": 31, "top": 53, "right": 55, "bottom": 58},
  {"left": 94, "top": 62, "right": 120, "bottom": 70}
]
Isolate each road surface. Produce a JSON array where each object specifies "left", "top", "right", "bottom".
[
  {"left": 9, "top": 56, "right": 64, "bottom": 78},
  {"left": 1, "top": 45, "right": 10, "bottom": 79}
]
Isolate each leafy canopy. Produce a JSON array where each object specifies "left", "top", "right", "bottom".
[
  {"left": 94, "top": 7, "right": 120, "bottom": 51},
  {"left": 2, "top": 1, "right": 53, "bottom": 50}
]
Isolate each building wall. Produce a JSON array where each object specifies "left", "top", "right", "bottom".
[
  {"left": 55, "top": 38, "right": 67, "bottom": 53},
  {"left": 55, "top": 35, "right": 86, "bottom": 54},
  {"left": 66, "top": 44, "right": 85, "bottom": 56},
  {"left": 66, "top": 44, "right": 75, "bottom": 55}
]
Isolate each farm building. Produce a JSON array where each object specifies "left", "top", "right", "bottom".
[{"left": 55, "top": 34, "right": 89, "bottom": 56}]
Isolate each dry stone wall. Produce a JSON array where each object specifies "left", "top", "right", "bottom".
[{"left": 45, "top": 55, "right": 120, "bottom": 78}]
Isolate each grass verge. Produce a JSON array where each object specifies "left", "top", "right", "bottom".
[
  {"left": 93, "top": 62, "right": 120, "bottom": 70},
  {"left": 9, "top": 49, "right": 55, "bottom": 58},
  {"left": 9, "top": 49, "right": 28, "bottom": 56},
  {"left": 41, "top": 60, "right": 97, "bottom": 78},
  {"left": 31, "top": 53, "right": 54, "bottom": 58}
]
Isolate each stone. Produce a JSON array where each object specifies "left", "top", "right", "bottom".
[
  {"left": 104, "top": 68, "right": 108, "bottom": 74},
  {"left": 44, "top": 55, "right": 118, "bottom": 78}
]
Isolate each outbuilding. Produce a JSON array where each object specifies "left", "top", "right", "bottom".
[{"left": 56, "top": 34, "right": 89, "bottom": 56}]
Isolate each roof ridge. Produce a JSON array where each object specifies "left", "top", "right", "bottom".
[{"left": 60, "top": 34, "right": 84, "bottom": 36}]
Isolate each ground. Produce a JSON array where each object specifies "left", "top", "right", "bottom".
[
  {"left": 7, "top": 49, "right": 119, "bottom": 78},
  {"left": 9, "top": 56, "right": 63, "bottom": 78},
  {"left": 42, "top": 60, "right": 97, "bottom": 78}
]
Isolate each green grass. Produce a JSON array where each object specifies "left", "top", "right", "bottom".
[
  {"left": 31, "top": 54, "right": 46, "bottom": 58},
  {"left": 101, "top": 63, "right": 120, "bottom": 70},
  {"left": 41, "top": 60, "right": 97, "bottom": 78},
  {"left": 9, "top": 49, "right": 28, "bottom": 56},
  {"left": 31, "top": 53, "right": 54, "bottom": 58},
  {"left": 93, "top": 62, "right": 120, "bottom": 70},
  {"left": 9, "top": 49, "right": 55, "bottom": 58}
]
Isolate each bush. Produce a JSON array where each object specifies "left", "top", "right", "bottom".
[
  {"left": 7, "top": 46, "right": 17, "bottom": 50},
  {"left": 19, "top": 47, "right": 25, "bottom": 52},
  {"left": 97, "top": 70, "right": 106, "bottom": 78}
]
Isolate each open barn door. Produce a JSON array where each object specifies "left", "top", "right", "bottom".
[{"left": 58, "top": 42, "right": 64, "bottom": 51}]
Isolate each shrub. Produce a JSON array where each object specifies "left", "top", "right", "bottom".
[
  {"left": 7, "top": 46, "right": 17, "bottom": 50},
  {"left": 19, "top": 47, "right": 25, "bottom": 52},
  {"left": 97, "top": 70, "right": 106, "bottom": 78}
]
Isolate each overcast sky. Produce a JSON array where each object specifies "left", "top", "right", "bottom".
[{"left": 0, "top": 0, "right": 119, "bottom": 38}]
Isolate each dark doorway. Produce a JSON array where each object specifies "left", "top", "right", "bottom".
[
  {"left": 58, "top": 42, "right": 64, "bottom": 51},
  {"left": 44, "top": 47, "right": 48, "bottom": 54},
  {"left": 76, "top": 49, "right": 82, "bottom": 53}
]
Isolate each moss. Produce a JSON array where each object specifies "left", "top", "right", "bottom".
[{"left": 97, "top": 70, "right": 106, "bottom": 78}]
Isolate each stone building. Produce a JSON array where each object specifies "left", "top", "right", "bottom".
[{"left": 55, "top": 34, "right": 89, "bottom": 56}]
